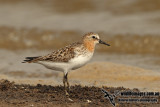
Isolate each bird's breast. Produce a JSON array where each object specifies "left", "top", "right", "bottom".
[{"left": 69, "top": 53, "right": 93, "bottom": 70}]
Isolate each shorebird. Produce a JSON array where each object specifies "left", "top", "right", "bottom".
[{"left": 23, "top": 32, "right": 110, "bottom": 95}]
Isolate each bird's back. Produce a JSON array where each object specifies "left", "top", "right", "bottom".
[{"left": 23, "top": 42, "right": 83, "bottom": 63}]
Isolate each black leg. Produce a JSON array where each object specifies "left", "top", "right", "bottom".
[
  {"left": 65, "top": 73, "right": 70, "bottom": 91},
  {"left": 63, "top": 72, "right": 69, "bottom": 96}
]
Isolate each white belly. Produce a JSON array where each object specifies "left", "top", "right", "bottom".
[
  {"left": 37, "top": 61, "right": 69, "bottom": 71},
  {"left": 37, "top": 53, "right": 93, "bottom": 72}
]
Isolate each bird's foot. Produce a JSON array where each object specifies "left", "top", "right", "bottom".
[{"left": 65, "top": 90, "right": 69, "bottom": 97}]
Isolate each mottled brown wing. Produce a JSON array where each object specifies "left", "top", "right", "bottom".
[
  {"left": 40, "top": 46, "right": 75, "bottom": 62},
  {"left": 27, "top": 42, "right": 82, "bottom": 63}
]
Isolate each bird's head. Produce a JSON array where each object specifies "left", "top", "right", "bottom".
[{"left": 83, "top": 32, "right": 110, "bottom": 46}]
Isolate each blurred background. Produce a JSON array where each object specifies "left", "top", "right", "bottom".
[{"left": 0, "top": 0, "right": 160, "bottom": 90}]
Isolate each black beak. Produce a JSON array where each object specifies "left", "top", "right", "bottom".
[{"left": 99, "top": 40, "right": 110, "bottom": 46}]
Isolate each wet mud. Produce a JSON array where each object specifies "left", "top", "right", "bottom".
[{"left": 0, "top": 79, "right": 159, "bottom": 107}]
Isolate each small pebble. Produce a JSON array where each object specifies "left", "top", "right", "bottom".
[{"left": 87, "top": 99, "right": 91, "bottom": 103}]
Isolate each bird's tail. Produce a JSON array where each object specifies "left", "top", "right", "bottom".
[{"left": 22, "top": 56, "right": 40, "bottom": 63}]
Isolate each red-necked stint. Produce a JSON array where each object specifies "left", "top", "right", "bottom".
[{"left": 23, "top": 32, "right": 110, "bottom": 95}]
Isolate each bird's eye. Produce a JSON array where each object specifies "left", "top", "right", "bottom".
[{"left": 92, "top": 36, "right": 96, "bottom": 39}]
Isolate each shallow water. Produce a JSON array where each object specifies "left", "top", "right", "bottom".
[{"left": 0, "top": 0, "right": 160, "bottom": 35}]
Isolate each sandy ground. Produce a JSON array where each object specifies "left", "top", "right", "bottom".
[
  {"left": 0, "top": 50, "right": 160, "bottom": 92},
  {"left": 1, "top": 62, "right": 160, "bottom": 92}
]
